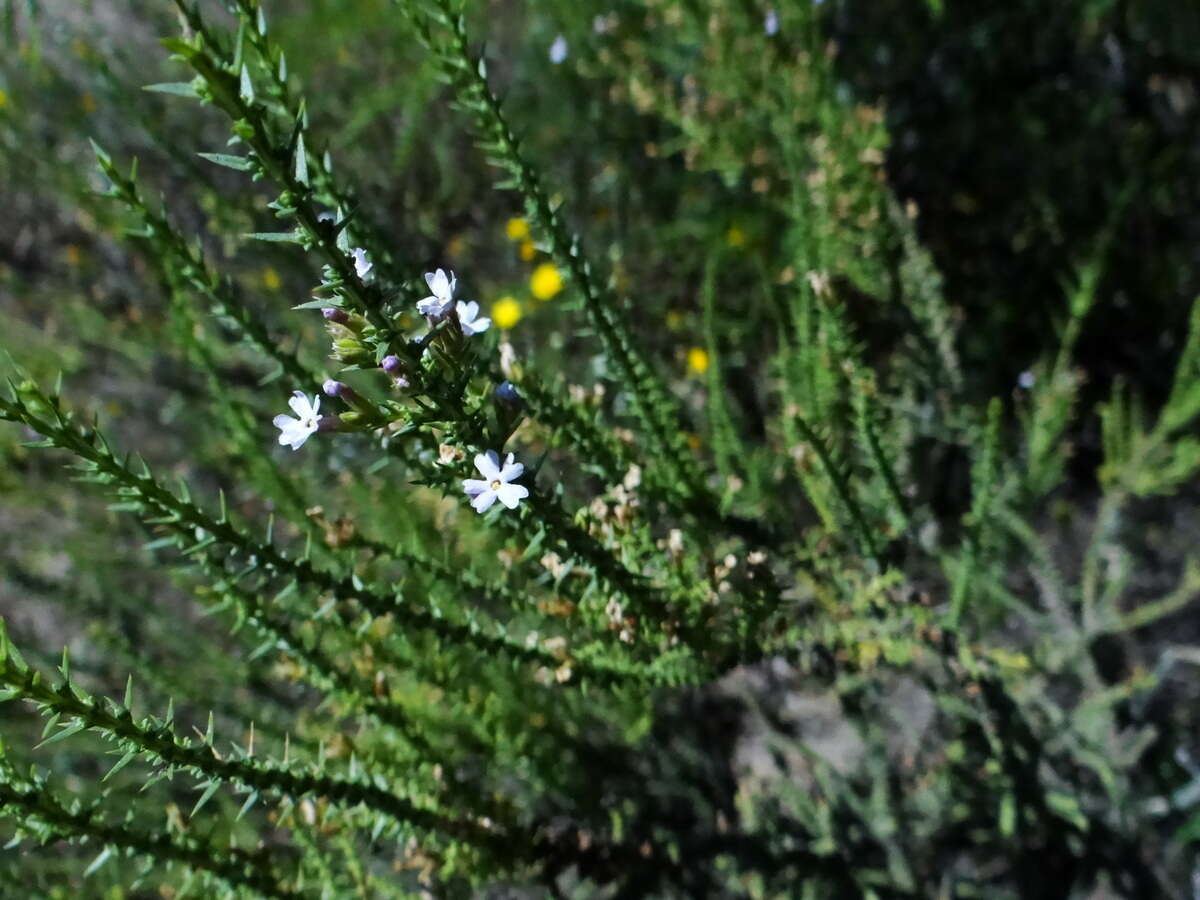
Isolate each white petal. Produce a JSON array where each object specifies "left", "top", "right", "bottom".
[
  {"left": 288, "top": 392, "right": 316, "bottom": 418},
  {"left": 449, "top": 272, "right": 457, "bottom": 297},
  {"left": 499, "top": 456, "right": 523, "bottom": 482},
  {"left": 273, "top": 414, "right": 297, "bottom": 430},
  {"left": 474, "top": 450, "right": 501, "bottom": 480},
  {"left": 278, "top": 421, "right": 309, "bottom": 448},
  {"left": 462, "top": 478, "right": 489, "bottom": 496},
  {"left": 418, "top": 296, "right": 449, "bottom": 316},
  {"left": 468, "top": 316, "right": 490, "bottom": 334},
  {"left": 351, "top": 248, "right": 372, "bottom": 279},
  {"left": 496, "top": 482, "right": 529, "bottom": 509},
  {"left": 471, "top": 490, "right": 498, "bottom": 513},
  {"left": 458, "top": 300, "right": 478, "bottom": 322},
  {"left": 429, "top": 268, "right": 450, "bottom": 299}
]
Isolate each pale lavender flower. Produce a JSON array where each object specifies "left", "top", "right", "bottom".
[
  {"left": 273, "top": 391, "right": 321, "bottom": 451},
  {"left": 549, "top": 35, "right": 568, "bottom": 64},
  {"left": 463, "top": 450, "right": 529, "bottom": 513},
  {"left": 456, "top": 300, "right": 491, "bottom": 336},
  {"left": 418, "top": 268, "right": 457, "bottom": 316},
  {"left": 765, "top": 9, "right": 779, "bottom": 35},
  {"left": 381, "top": 354, "right": 403, "bottom": 374},
  {"left": 350, "top": 247, "right": 373, "bottom": 281}
]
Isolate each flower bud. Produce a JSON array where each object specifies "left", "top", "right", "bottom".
[
  {"left": 323, "top": 379, "right": 349, "bottom": 398},
  {"left": 381, "top": 355, "right": 403, "bottom": 374},
  {"left": 495, "top": 381, "right": 523, "bottom": 408},
  {"left": 322, "top": 307, "right": 349, "bottom": 324}
]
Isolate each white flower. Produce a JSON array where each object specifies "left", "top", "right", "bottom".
[
  {"left": 456, "top": 300, "right": 491, "bottom": 336},
  {"left": 764, "top": 9, "right": 779, "bottom": 35},
  {"left": 350, "top": 247, "right": 373, "bottom": 281},
  {"left": 462, "top": 450, "right": 529, "bottom": 513},
  {"left": 549, "top": 35, "right": 568, "bottom": 64},
  {"left": 273, "top": 391, "right": 321, "bottom": 451},
  {"left": 418, "top": 268, "right": 456, "bottom": 316}
]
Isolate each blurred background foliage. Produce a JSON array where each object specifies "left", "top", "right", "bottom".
[{"left": 2, "top": 0, "right": 1200, "bottom": 896}]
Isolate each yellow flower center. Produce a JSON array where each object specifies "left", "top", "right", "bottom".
[{"left": 490, "top": 479, "right": 502, "bottom": 491}]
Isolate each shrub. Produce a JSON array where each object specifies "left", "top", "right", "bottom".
[{"left": 0, "top": 0, "right": 1196, "bottom": 895}]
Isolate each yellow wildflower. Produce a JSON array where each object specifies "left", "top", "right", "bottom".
[
  {"left": 687, "top": 347, "right": 710, "bottom": 375},
  {"left": 726, "top": 226, "right": 746, "bottom": 247},
  {"left": 505, "top": 217, "right": 530, "bottom": 241},
  {"left": 492, "top": 296, "right": 522, "bottom": 330},
  {"left": 519, "top": 239, "right": 536, "bottom": 261},
  {"left": 530, "top": 262, "right": 563, "bottom": 301},
  {"left": 262, "top": 267, "right": 282, "bottom": 291}
]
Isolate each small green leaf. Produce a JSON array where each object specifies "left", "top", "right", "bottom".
[
  {"left": 236, "top": 791, "right": 259, "bottom": 821},
  {"left": 239, "top": 64, "right": 255, "bottom": 103},
  {"left": 294, "top": 133, "right": 309, "bottom": 186},
  {"left": 245, "top": 231, "right": 303, "bottom": 243},
  {"left": 103, "top": 749, "right": 138, "bottom": 782},
  {"left": 36, "top": 720, "right": 86, "bottom": 748},
  {"left": 159, "top": 37, "right": 200, "bottom": 58},
  {"left": 83, "top": 846, "right": 113, "bottom": 878},
  {"left": 197, "top": 152, "right": 255, "bottom": 172},
  {"left": 999, "top": 793, "right": 1016, "bottom": 837},
  {"left": 143, "top": 81, "right": 199, "bottom": 98},
  {"left": 191, "top": 780, "right": 222, "bottom": 818}
]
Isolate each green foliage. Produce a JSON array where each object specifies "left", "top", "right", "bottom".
[{"left": 0, "top": 0, "right": 1197, "bottom": 895}]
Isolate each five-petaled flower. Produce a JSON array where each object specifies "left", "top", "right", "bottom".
[
  {"left": 350, "top": 248, "right": 373, "bottom": 281},
  {"left": 456, "top": 300, "right": 491, "bottom": 336},
  {"left": 463, "top": 451, "right": 529, "bottom": 513},
  {"left": 273, "top": 391, "right": 322, "bottom": 451},
  {"left": 418, "top": 268, "right": 457, "bottom": 317}
]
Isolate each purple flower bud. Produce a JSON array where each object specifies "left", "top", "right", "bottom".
[
  {"left": 322, "top": 307, "right": 349, "bottom": 324},
  {"left": 381, "top": 355, "right": 403, "bottom": 374},
  {"left": 495, "top": 381, "right": 523, "bottom": 407},
  {"left": 393, "top": 376, "right": 410, "bottom": 390},
  {"left": 323, "top": 379, "right": 347, "bottom": 397},
  {"left": 316, "top": 415, "right": 340, "bottom": 433}
]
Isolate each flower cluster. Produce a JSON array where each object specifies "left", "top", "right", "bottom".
[{"left": 273, "top": 267, "right": 523, "bottom": 512}]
